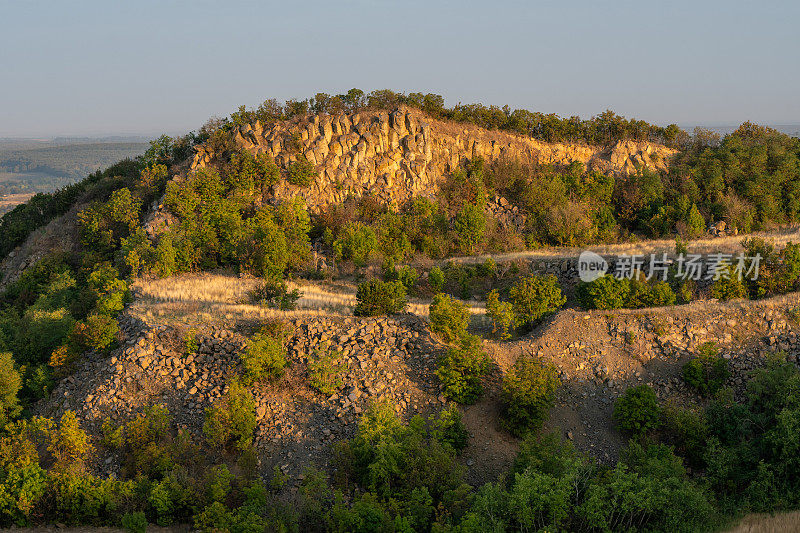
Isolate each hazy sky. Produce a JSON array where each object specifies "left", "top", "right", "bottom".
[{"left": 1, "top": 0, "right": 798, "bottom": 137}]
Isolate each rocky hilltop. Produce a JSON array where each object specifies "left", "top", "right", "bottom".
[{"left": 192, "top": 107, "right": 677, "bottom": 211}]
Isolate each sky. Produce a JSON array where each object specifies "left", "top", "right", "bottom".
[{"left": 1, "top": 0, "right": 798, "bottom": 137}]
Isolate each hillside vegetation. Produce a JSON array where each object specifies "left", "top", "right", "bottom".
[{"left": 1, "top": 90, "right": 800, "bottom": 532}]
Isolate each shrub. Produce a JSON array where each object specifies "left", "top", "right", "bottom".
[
  {"left": 710, "top": 264, "right": 748, "bottom": 300},
  {"left": 508, "top": 275, "right": 566, "bottom": 329},
  {"left": 429, "top": 294, "right": 470, "bottom": 344},
  {"left": 121, "top": 404, "right": 176, "bottom": 478},
  {"left": 686, "top": 203, "right": 705, "bottom": 238},
  {"left": 682, "top": 342, "right": 729, "bottom": 396},
  {"left": 121, "top": 511, "right": 147, "bottom": 533},
  {"left": 430, "top": 404, "right": 469, "bottom": 452},
  {"left": 203, "top": 381, "right": 257, "bottom": 451},
  {"left": 353, "top": 279, "right": 407, "bottom": 316},
  {"left": 182, "top": 329, "right": 198, "bottom": 355},
  {"left": 240, "top": 328, "right": 286, "bottom": 384},
  {"left": 377, "top": 212, "right": 412, "bottom": 261},
  {"left": 0, "top": 463, "right": 49, "bottom": 525},
  {"left": 0, "top": 352, "right": 22, "bottom": 427},
  {"left": 501, "top": 356, "right": 559, "bottom": 437},
  {"left": 338, "top": 401, "right": 466, "bottom": 503},
  {"left": 287, "top": 156, "right": 317, "bottom": 187},
  {"left": 627, "top": 278, "right": 676, "bottom": 308},
  {"left": 70, "top": 314, "right": 118, "bottom": 351},
  {"left": 77, "top": 187, "right": 142, "bottom": 253},
  {"left": 249, "top": 278, "right": 301, "bottom": 310},
  {"left": 613, "top": 385, "right": 660, "bottom": 435},
  {"left": 576, "top": 275, "right": 631, "bottom": 310},
  {"left": 86, "top": 263, "right": 129, "bottom": 316},
  {"left": 99, "top": 418, "right": 123, "bottom": 450},
  {"left": 226, "top": 150, "right": 279, "bottom": 193},
  {"left": 486, "top": 289, "right": 514, "bottom": 340},
  {"left": 383, "top": 261, "right": 419, "bottom": 293},
  {"left": 428, "top": 266, "right": 445, "bottom": 293},
  {"left": 307, "top": 347, "right": 345, "bottom": 396},
  {"left": 661, "top": 403, "right": 708, "bottom": 466},
  {"left": 436, "top": 334, "right": 491, "bottom": 404},
  {"left": 48, "top": 411, "right": 93, "bottom": 473},
  {"left": 454, "top": 203, "right": 487, "bottom": 253},
  {"left": 333, "top": 222, "right": 378, "bottom": 266}
]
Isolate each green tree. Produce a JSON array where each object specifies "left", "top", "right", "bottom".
[
  {"left": 333, "top": 222, "right": 378, "bottom": 267},
  {"left": 203, "top": 381, "right": 257, "bottom": 451},
  {"left": 436, "top": 334, "right": 491, "bottom": 404},
  {"left": 353, "top": 280, "right": 407, "bottom": 316},
  {"left": 613, "top": 385, "right": 660, "bottom": 435},
  {"left": 429, "top": 294, "right": 470, "bottom": 344},
  {"left": 287, "top": 156, "right": 316, "bottom": 187},
  {"left": 0, "top": 352, "right": 22, "bottom": 427},
  {"left": 501, "top": 356, "right": 559, "bottom": 437},
  {"left": 508, "top": 275, "right": 566, "bottom": 329},
  {"left": 454, "top": 203, "right": 486, "bottom": 254},
  {"left": 686, "top": 203, "right": 706, "bottom": 238},
  {"left": 486, "top": 289, "right": 514, "bottom": 340}
]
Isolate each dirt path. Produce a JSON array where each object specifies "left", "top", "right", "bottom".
[{"left": 448, "top": 225, "right": 800, "bottom": 265}]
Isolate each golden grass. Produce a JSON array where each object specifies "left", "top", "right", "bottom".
[{"left": 130, "top": 272, "right": 489, "bottom": 327}]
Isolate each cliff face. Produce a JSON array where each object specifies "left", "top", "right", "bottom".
[{"left": 192, "top": 108, "right": 677, "bottom": 212}]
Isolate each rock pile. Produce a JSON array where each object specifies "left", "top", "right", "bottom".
[
  {"left": 40, "top": 313, "right": 454, "bottom": 476},
  {"left": 486, "top": 195, "right": 526, "bottom": 233}
]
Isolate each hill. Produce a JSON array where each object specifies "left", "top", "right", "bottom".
[{"left": 2, "top": 91, "right": 800, "bottom": 531}]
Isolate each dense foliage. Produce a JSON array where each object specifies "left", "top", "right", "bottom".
[
  {"left": 230, "top": 88, "right": 687, "bottom": 148},
  {"left": 353, "top": 279, "right": 408, "bottom": 316},
  {"left": 435, "top": 334, "right": 491, "bottom": 404},
  {"left": 428, "top": 293, "right": 470, "bottom": 344}
]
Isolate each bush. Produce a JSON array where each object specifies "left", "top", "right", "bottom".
[
  {"left": 576, "top": 275, "right": 631, "bottom": 310},
  {"left": 383, "top": 261, "right": 419, "bottom": 293},
  {"left": 240, "top": 328, "right": 287, "bottom": 384},
  {"left": 613, "top": 385, "right": 660, "bottom": 435},
  {"left": 121, "top": 511, "right": 147, "bottom": 533},
  {"left": 203, "top": 381, "right": 257, "bottom": 451},
  {"left": 120, "top": 404, "right": 178, "bottom": 478},
  {"left": 333, "top": 222, "right": 378, "bottom": 267},
  {"left": 0, "top": 463, "right": 49, "bottom": 524},
  {"left": 249, "top": 278, "right": 301, "bottom": 310},
  {"left": 508, "top": 275, "right": 565, "bottom": 329},
  {"left": 682, "top": 342, "right": 729, "bottom": 396},
  {"left": 0, "top": 352, "right": 21, "bottom": 427},
  {"left": 579, "top": 274, "right": 677, "bottom": 309},
  {"left": 454, "top": 203, "right": 487, "bottom": 253},
  {"left": 710, "top": 264, "right": 748, "bottom": 300},
  {"left": 486, "top": 289, "right": 514, "bottom": 340},
  {"left": 338, "top": 401, "right": 466, "bottom": 505},
  {"left": 428, "top": 266, "right": 445, "bottom": 293},
  {"left": 287, "top": 156, "right": 317, "bottom": 187},
  {"left": 48, "top": 411, "right": 93, "bottom": 473},
  {"left": 435, "top": 334, "right": 491, "bottom": 404},
  {"left": 353, "top": 279, "right": 407, "bottom": 316},
  {"left": 86, "top": 263, "right": 129, "bottom": 316},
  {"left": 429, "top": 294, "right": 470, "bottom": 344},
  {"left": 627, "top": 278, "right": 677, "bottom": 308},
  {"left": 307, "top": 347, "right": 345, "bottom": 396},
  {"left": 70, "top": 314, "right": 118, "bottom": 351},
  {"left": 501, "top": 356, "right": 559, "bottom": 437},
  {"left": 430, "top": 404, "right": 469, "bottom": 452},
  {"left": 661, "top": 403, "right": 708, "bottom": 466}
]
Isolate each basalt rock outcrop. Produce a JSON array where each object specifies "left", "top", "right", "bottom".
[{"left": 192, "top": 108, "right": 677, "bottom": 212}]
